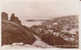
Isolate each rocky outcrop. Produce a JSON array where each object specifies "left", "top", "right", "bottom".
[
  {"left": 1, "top": 12, "right": 8, "bottom": 20},
  {"left": 2, "top": 12, "right": 36, "bottom": 45},
  {"left": 10, "top": 13, "right": 21, "bottom": 25}
]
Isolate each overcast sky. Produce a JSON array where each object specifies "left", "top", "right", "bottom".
[{"left": 0, "top": 0, "right": 80, "bottom": 20}]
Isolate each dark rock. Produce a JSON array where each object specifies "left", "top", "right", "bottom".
[
  {"left": 41, "top": 34, "right": 64, "bottom": 45},
  {"left": 10, "top": 13, "right": 21, "bottom": 24},
  {"left": 2, "top": 20, "right": 36, "bottom": 45}
]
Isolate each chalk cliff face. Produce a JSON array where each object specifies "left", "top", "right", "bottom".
[{"left": 2, "top": 12, "right": 36, "bottom": 45}]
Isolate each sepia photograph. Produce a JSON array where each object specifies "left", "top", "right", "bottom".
[{"left": 0, "top": 0, "right": 80, "bottom": 49}]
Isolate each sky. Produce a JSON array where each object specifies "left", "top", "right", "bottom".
[{"left": 0, "top": 0, "right": 80, "bottom": 20}]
